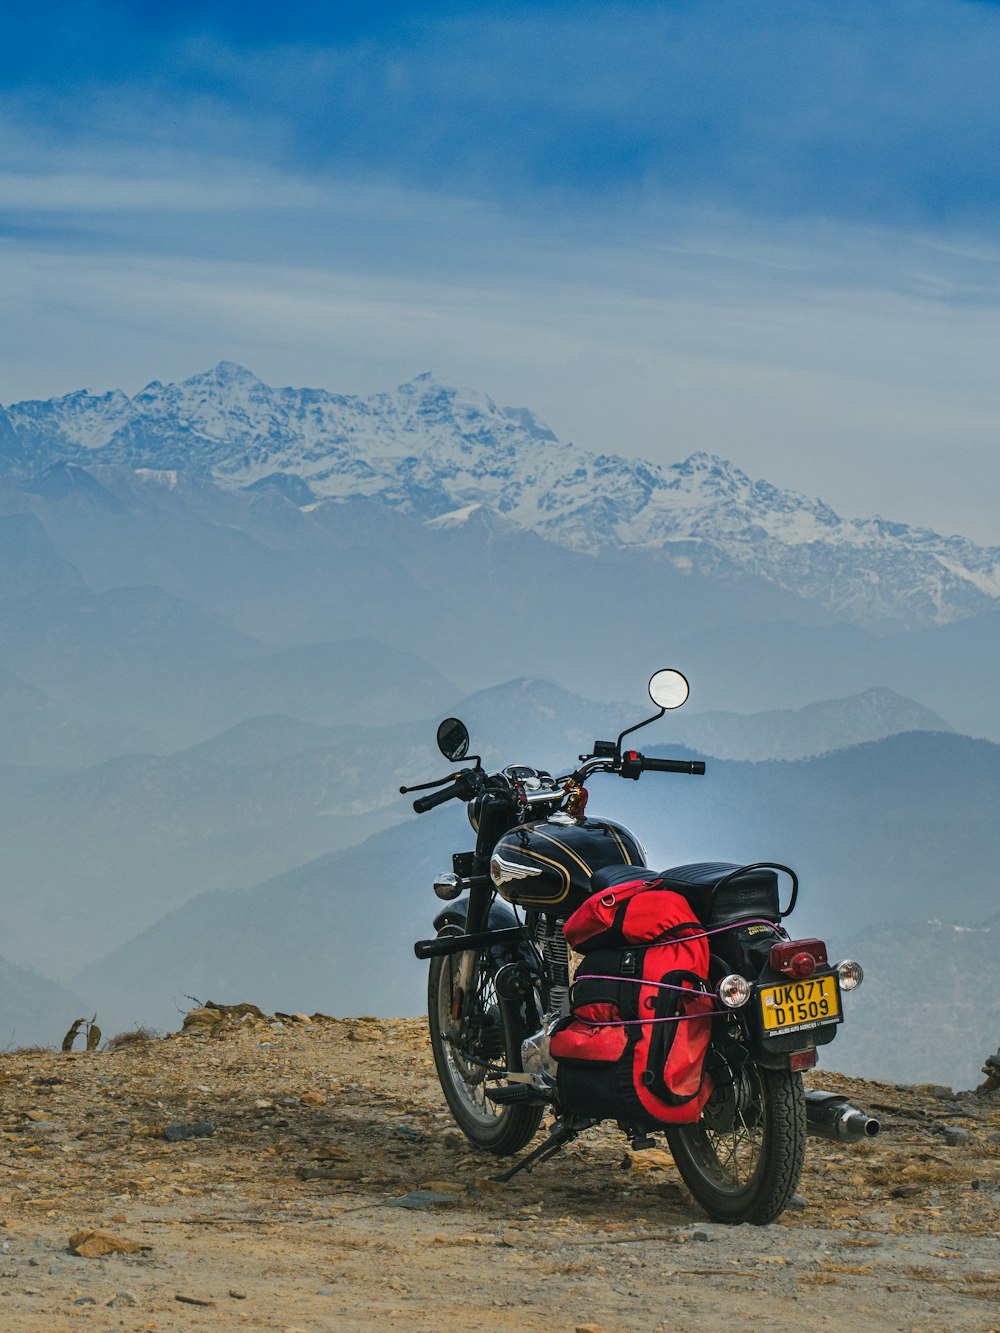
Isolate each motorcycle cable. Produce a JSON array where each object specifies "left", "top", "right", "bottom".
[{"left": 399, "top": 774, "right": 461, "bottom": 795}]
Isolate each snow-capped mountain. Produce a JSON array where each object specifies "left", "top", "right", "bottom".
[{"left": 4, "top": 362, "right": 999, "bottom": 628}]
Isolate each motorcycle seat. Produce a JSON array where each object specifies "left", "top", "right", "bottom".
[{"left": 589, "top": 862, "right": 780, "bottom": 925}]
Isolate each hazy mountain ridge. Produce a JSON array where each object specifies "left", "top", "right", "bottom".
[
  {"left": 5, "top": 363, "right": 1000, "bottom": 628},
  {"left": 831, "top": 917, "right": 998, "bottom": 1088},
  {"left": 73, "top": 728, "right": 1000, "bottom": 1085},
  {"left": 0, "top": 678, "right": 955, "bottom": 982},
  {"left": 667, "top": 687, "right": 952, "bottom": 761}
]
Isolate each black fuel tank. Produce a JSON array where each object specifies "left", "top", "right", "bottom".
[{"left": 489, "top": 815, "right": 646, "bottom": 914}]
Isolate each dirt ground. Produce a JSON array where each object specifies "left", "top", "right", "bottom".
[{"left": 0, "top": 1011, "right": 997, "bottom": 1332}]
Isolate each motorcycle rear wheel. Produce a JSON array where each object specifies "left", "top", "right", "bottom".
[
  {"left": 427, "top": 941, "right": 543, "bottom": 1157},
  {"left": 665, "top": 1043, "right": 806, "bottom": 1225}
]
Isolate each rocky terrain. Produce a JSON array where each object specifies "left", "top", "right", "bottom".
[{"left": 0, "top": 1011, "right": 997, "bottom": 1331}]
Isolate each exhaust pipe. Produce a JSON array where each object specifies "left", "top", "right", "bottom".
[{"left": 805, "top": 1090, "right": 880, "bottom": 1143}]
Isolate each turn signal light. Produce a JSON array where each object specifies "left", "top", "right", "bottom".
[
  {"left": 433, "top": 873, "right": 463, "bottom": 901},
  {"left": 717, "top": 974, "right": 752, "bottom": 1008},
  {"left": 836, "top": 959, "right": 864, "bottom": 991}
]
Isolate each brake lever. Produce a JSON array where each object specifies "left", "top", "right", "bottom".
[{"left": 399, "top": 774, "right": 460, "bottom": 795}]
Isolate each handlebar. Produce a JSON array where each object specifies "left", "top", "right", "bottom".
[
  {"left": 640, "top": 756, "right": 706, "bottom": 775},
  {"left": 412, "top": 780, "right": 467, "bottom": 814},
  {"left": 408, "top": 749, "right": 706, "bottom": 812},
  {"left": 618, "top": 749, "right": 706, "bottom": 780}
]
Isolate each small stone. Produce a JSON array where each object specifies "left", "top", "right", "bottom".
[
  {"left": 300, "top": 1091, "right": 327, "bottom": 1106},
  {"left": 296, "top": 1165, "right": 364, "bottom": 1182},
  {"left": 624, "top": 1148, "right": 674, "bottom": 1171},
  {"left": 788, "top": 1194, "right": 809, "bottom": 1210},
  {"left": 395, "top": 1124, "right": 422, "bottom": 1139},
  {"left": 655, "top": 1182, "right": 685, "bottom": 1201},
  {"left": 690, "top": 1230, "right": 712, "bottom": 1242},
  {"left": 69, "top": 1230, "right": 147, "bottom": 1258},
  {"left": 385, "top": 1190, "right": 460, "bottom": 1210},
  {"left": 314, "top": 1146, "right": 351, "bottom": 1162},
  {"left": 891, "top": 1183, "right": 924, "bottom": 1198},
  {"left": 162, "top": 1120, "right": 215, "bottom": 1142},
  {"left": 107, "top": 1292, "right": 138, "bottom": 1308},
  {"left": 228, "top": 1289, "right": 247, "bottom": 1300},
  {"left": 72, "top": 1296, "right": 97, "bottom": 1306},
  {"left": 940, "top": 1126, "right": 971, "bottom": 1147}
]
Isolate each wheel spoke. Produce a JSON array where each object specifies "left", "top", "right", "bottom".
[
  {"left": 435, "top": 953, "right": 506, "bottom": 1126},
  {"left": 666, "top": 1033, "right": 806, "bottom": 1224}
]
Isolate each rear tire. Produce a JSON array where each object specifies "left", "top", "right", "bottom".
[
  {"left": 666, "top": 1041, "right": 806, "bottom": 1225},
  {"left": 427, "top": 940, "right": 543, "bottom": 1156}
]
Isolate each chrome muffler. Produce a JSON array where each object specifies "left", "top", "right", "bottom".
[{"left": 805, "top": 1090, "right": 880, "bottom": 1143}]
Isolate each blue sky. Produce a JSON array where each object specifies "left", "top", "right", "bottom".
[{"left": 3, "top": 0, "right": 1000, "bottom": 540}]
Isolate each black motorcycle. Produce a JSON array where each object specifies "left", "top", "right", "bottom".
[{"left": 406, "top": 670, "right": 876, "bottom": 1225}]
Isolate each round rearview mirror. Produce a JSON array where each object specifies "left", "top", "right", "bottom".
[
  {"left": 648, "top": 669, "right": 690, "bottom": 711},
  {"left": 436, "top": 717, "right": 470, "bottom": 762}
]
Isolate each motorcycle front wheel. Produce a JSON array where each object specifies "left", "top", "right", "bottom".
[
  {"left": 427, "top": 940, "right": 543, "bottom": 1157},
  {"left": 665, "top": 1039, "right": 806, "bottom": 1225}
]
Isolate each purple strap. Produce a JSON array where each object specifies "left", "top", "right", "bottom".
[{"left": 570, "top": 1009, "right": 717, "bottom": 1028}]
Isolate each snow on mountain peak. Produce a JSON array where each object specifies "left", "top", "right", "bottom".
[{"left": 3, "top": 365, "right": 1000, "bottom": 628}]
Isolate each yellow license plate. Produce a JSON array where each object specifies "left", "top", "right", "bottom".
[{"left": 759, "top": 975, "right": 842, "bottom": 1035}]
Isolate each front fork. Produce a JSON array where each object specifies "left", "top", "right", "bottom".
[
  {"left": 452, "top": 792, "right": 516, "bottom": 1019},
  {"left": 452, "top": 950, "right": 476, "bottom": 1019}
]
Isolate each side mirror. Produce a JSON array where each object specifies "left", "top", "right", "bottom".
[
  {"left": 648, "top": 669, "right": 690, "bottom": 711},
  {"left": 436, "top": 717, "right": 470, "bottom": 762}
]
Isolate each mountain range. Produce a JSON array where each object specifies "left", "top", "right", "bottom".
[
  {"left": 0, "top": 362, "right": 997, "bottom": 1088},
  {"left": 4, "top": 362, "right": 1000, "bottom": 629}
]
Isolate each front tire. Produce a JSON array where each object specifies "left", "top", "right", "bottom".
[
  {"left": 666, "top": 1039, "right": 806, "bottom": 1225},
  {"left": 427, "top": 939, "right": 543, "bottom": 1156}
]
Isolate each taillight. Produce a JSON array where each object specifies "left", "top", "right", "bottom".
[{"left": 770, "top": 938, "right": 828, "bottom": 977}]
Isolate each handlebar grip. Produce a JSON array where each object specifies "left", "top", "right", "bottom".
[
  {"left": 641, "top": 757, "right": 706, "bottom": 775},
  {"left": 413, "top": 780, "right": 464, "bottom": 814}
]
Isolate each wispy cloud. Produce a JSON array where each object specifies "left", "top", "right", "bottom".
[{"left": 6, "top": 1, "right": 1000, "bottom": 227}]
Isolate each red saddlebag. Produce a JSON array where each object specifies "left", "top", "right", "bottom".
[{"left": 549, "top": 879, "right": 714, "bottom": 1126}]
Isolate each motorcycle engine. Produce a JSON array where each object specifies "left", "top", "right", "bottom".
[{"left": 520, "top": 916, "right": 571, "bottom": 1079}]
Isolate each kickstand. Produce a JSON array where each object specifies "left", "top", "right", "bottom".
[{"left": 491, "top": 1120, "right": 580, "bottom": 1184}]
